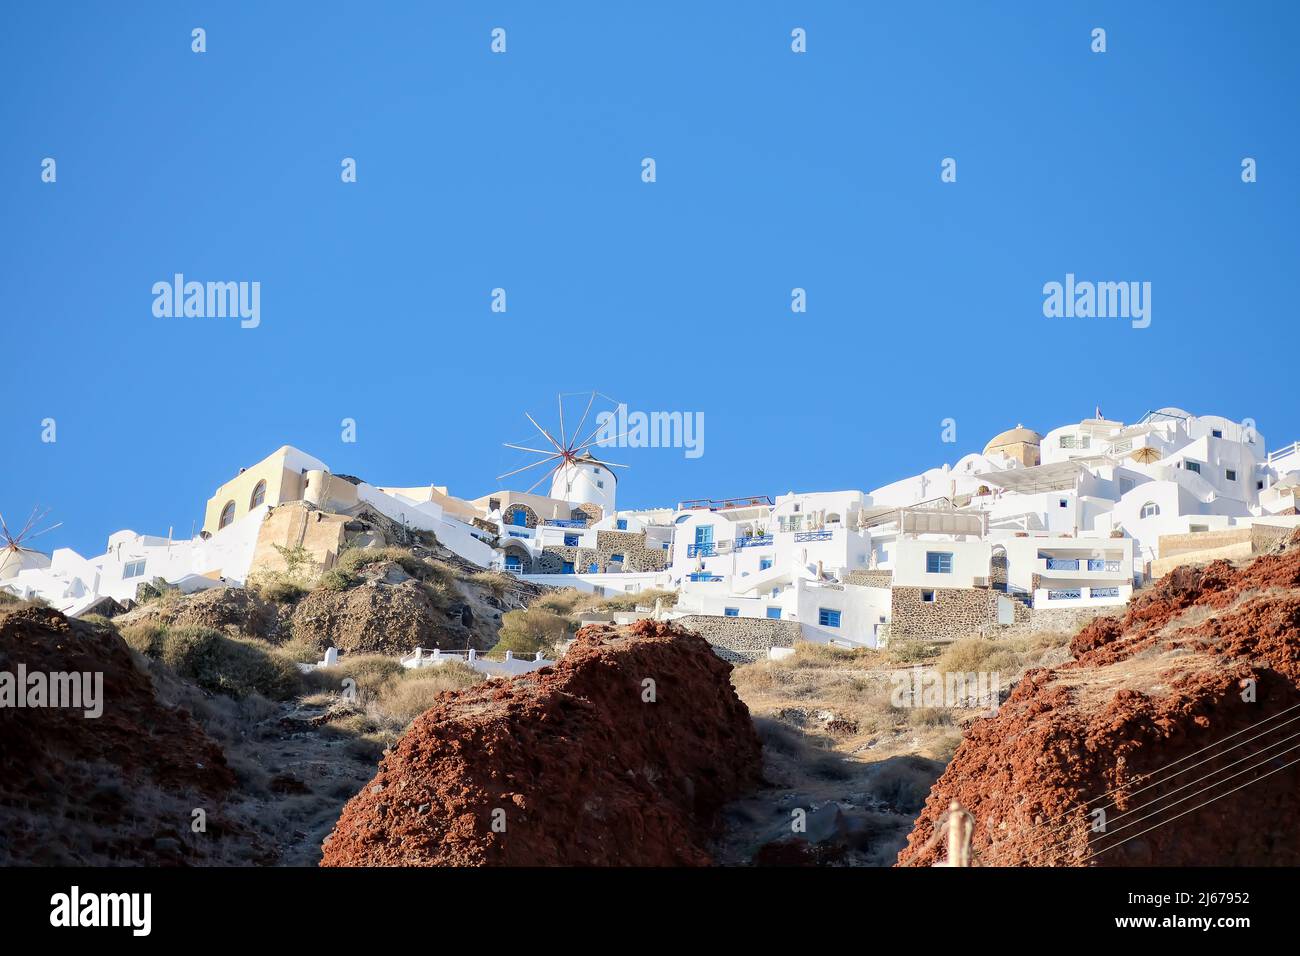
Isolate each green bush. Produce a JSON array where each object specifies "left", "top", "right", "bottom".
[
  {"left": 316, "top": 569, "right": 353, "bottom": 591},
  {"left": 336, "top": 546, "right": 428, "bottom": 579},
  {"left": 488, "top": 607, "right": 573, "bottom": 659},
  {"left": 131, "top": 624, "right": 302, "bottom": 700}
]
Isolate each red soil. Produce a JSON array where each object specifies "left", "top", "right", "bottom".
[
  {"left": 320, "top": 619, "right": 762, "bottom": 866},
  {"left": 897, "top": 532, "right": 1300, "bottom": 867},
  {"left": 0, "top": 606, "right": 236, "bottom": 864}
]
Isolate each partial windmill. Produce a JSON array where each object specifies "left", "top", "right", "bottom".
[
  {"left": 497, "top": 391, "right": 629, "bottom": 497},
  {"left": 0, "top": 506, "right": 62, "bottom": 579}
]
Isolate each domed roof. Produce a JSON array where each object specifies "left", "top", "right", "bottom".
[{"left": 984, "top": 424, "right": 1042, "bottom": 453}]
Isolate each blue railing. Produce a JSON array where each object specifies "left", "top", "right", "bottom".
[
  {"left": 687, "top": 543, "right": 717, "bottom": 558},
  {"left": 1091, "top": 587, "right": 1120, "bottom": 598},
  {"left": 735, "top": 535, "right": 774, "bottom": 549},
  {"left": 688, "top": 573, "right": 722, "bottom": 582},
  {"left": 1045, "top": 558, "right": 1123, "bottom": 572},
  {"left": 1047, "top": 589, "right": 1082, "bottom": 601},
  {"left": 545, "top": 519, "right": 586, "bottom": 528},
  {"left": 794, "top": 531, "right": 833, "bottom": 543}
]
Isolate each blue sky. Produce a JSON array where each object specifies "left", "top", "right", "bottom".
[{"left": 3, "top": 2, "right": 1297, "bottom": 556}]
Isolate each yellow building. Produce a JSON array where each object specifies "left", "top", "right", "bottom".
[
  {"left": 201, "top": 446, "right": 345, "bottom": 535},
  {"left": 983, "top": 425, "right": 1042, "bottom": 467}
]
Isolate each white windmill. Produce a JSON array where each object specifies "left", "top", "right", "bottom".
[
  {"left": 498, "top": 392, "right": 628, "bottom": 513},
  {"left": 0, "top": 506, "right": 61, "bottom": 582}
]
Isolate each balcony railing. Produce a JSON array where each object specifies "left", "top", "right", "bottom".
[
  {"left": 545, "top": 519, "right": 587, "bottom": 528},
  {"left": 687, "top": 543, "right": 717, "bottom": 558},
  {"left": 687, "top": 573, "right": 722, "bottom": 582},
  {"left": 1091, "top": 587, "right": 1120, "bottom": 598},
  {"left": 735, "top": 534, "right": 774, "bottom": 549},
  {"left": 1046, "top": 588, "right": 1082, "bottom": 601},
  {"left": 793, "top": 530, "right": 833, "bottom": 543},
  {"left": 1043, "top": 558, "right": 1122, "bottom": 572}
]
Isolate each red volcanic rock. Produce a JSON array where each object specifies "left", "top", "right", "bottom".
[
  {"left": 321, "top": 619, "right": 762, "bottom": 866},
  {"left": 0, "top": 606, "right": 236, "bottom": 864},
  {"left": 898, "top": 536, "right": 1300, "bottom": 867}
]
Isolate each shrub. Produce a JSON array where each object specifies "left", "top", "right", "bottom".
[
  {"left": 258, "top": 579, "right": 309, "bottom": 604},
  {"left": 304, "top": 654, "right": 404, "bottom": 699},
  {"left": 888, "top": 640, "right": 941, "bottom": 664},
  {"left": 316, "top": 569, "right": 353, "bottom": 591},
  {"left": 373, "top": 663, "right": 481, "bottom": 725},
  {"left": 336, "top": 546, "right": 427, "bottom": 580},
  {"left": 465, "top": 570, "right": 512, "bottom": 598},
  {"left": 936, "top": 638, "right": 1021, "bottom": 677},
  {"left": 132, "top": 624, "right": 302, "bottom": 700},
  {"left": 488, "top": 607, "right": 573, "bottom": 659}
]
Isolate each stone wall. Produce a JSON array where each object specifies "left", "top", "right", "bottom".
[
  {"left": 890, "top": 587, "right": 1002, "bottom": 639},
  {"left": 842, "top": 569, "right": 893, "bottom": 588},
  {"left": 571, "top": 502, "right": 602, "bottom": 525},
  {"left": 673, "top": 614, "right": 802, "bottom": 664},
  {"left": 537, "top": 530, "right": 668, "bottom": 576},
  {"left": 595, "top": 530, "right": 669, "bottom": 573},
  {"left": 251, "top": 502, "right": 348, "bottom": 575}
]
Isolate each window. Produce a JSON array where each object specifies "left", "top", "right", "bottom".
[
  {"left": 925, "top": 551, "right": 953, "bottom": 574},
  {"left": 1140, "top": 502, "right": 1160, "bottom": 518},
  {"left": 588, "top": 563, "right": 599, "bottom": 573},
  {"left": 504, "top": 555, "right": 522, "bottom": 572},
  {"left": 249, "top": 479, "right": 267, "bottom": 509},
  {"left": 766, "top": 607, "right": 781, "bottom": 620},
  {"left": 759, "top": 558, "right": 773, "bottom": 571},
  {"left": 818, "top": 608, "right": 841, "bottom": 628},
  {"left": 724, "top": 607, "right": 739, "bottom": 617},
  {"left": 1225, "top": 469, "right": 1237, "bottom": 482},
  {"left": 616, "top": 519, "right": 628, "bottom": 530},
  {"left": 1059, "top": 498, "right": 1069, "bottom": 508},
  {"left": 122, "top": 559, "right": 147, "bottom": 579},
  {"left": 922, "top": 589, "right": 936, "bottom": 603},
  {"left": 562, "top": 561, "right": 575, "bottom": 574},
  {"left": 662, "top": 542, "right": 671, "bottom": 550},
  {"left": 563, "top": 534, "right": 578, "bottom": 547},
  {"left": 694, "top": 526, "right": 714, "bottom": 545},
  {"left": 1257, "top": 480, "right": 1265, "bottom": 491},
  {"left": 1212, "top": 429, "right": 1223, "bottom": 438},
  {"left": 1190, "top": 524, "right": 1208, "bottom": 533},
  {"left": 596, "top": 480, "right": 604, "bottom": 488},
  {"left": 219, "top": 500, "right": 236, "bottom": 529},
  {"left": 1185, "top": 460, "right": 1201, "bottom": 474},
  {"left": 610, "top": 553, "right": 624, "bottom": 564}
]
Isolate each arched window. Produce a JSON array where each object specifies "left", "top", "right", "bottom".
[
  {"left": 219, "top": 501, "right": 237, "bottom": 529},
  {"left": 249, "top": 479, "right": 267, "bottom": 509},
  {"left": 1140, "top": 502, "right": 1160, "bottom": 519}
]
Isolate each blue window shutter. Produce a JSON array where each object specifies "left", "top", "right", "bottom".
[{"left": 766, "top": 607, "right": 781, "bottom": 619}]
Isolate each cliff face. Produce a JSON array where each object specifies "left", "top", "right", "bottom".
[
  {"left": 321, "top": 619, "right": 763, "bottom": 866},
  {"left": 898, "top": 533, "right": 1300, "bottom": 867},
  {"left": 0, "top": 606, "right": 237, "bottom": 865}
]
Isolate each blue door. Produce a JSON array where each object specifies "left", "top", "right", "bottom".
[{"left": 512, "top": 510, "right": 526, "bottom": 527}]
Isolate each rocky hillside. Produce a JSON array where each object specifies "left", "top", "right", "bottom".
[
  {"left": 897, "top": 531, "right": 1300, "bottom": 866},
  {"left": 321, "top": 619, "right": 763, "bottom": 866},
  {"left": 0, "top": 605, "right": 239, "bottom": 865}
]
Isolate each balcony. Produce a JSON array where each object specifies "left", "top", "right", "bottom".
[
  {"left": 545, "top": 519, "right": 587, "bottom": 529},
  {"left": 1043, "top": 558, "right": 1122, "bottom": 572},
  {"left": 687, "top": 542, "right": 728, "bottom": 558},
  {"left": 735, "top": 534, "right": 774, "bottom": 549},
  {"left": 793, "top": 530, "right": 833, "bottom": 543},
  {"left": 687, "top": 573, "right": 723, "bottom": 583}
]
